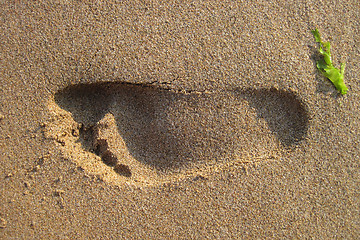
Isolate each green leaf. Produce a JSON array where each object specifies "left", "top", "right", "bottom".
[{"left": 311, "top": 29, "right": 348, "bottom": 95}]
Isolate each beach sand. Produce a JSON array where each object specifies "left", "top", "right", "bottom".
[{"left": 1, "top": 0, "right": 359, "bottom": 238}]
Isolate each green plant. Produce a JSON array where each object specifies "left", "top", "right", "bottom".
[{"left": 311, "top": 29, "right": 348, "bottom": 95}]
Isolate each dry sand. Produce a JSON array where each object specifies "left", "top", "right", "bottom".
[{"left": 1, "top": 0, "right": 359, "bottom": 239}]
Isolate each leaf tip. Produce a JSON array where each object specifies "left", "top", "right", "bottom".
[{"left": 311, "top": 28, "right": 322, "bottom": 43}]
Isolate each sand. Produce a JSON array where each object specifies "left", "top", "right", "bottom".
[{"left": 1, "top": 0, "right": 359, "bottom": 239}]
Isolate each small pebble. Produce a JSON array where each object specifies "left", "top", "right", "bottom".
[
  {"left": 0, "top": 217, "right": 7, "bottom": 228},
  {"left": 54, "top": 189, "right": 65, "bottom": 197},
  {"left": 24, "top": 181, "right": 30, "bottom": 188},
  {"left": 30, "top": 221, "right": 35, "bottom": 229},
  {"left": 5, "top": 173, "right": 13, "bottom": 178}
]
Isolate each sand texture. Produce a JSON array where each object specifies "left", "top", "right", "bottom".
[{"left": 1, "top": 0, "right": 359, "bottom": 239}]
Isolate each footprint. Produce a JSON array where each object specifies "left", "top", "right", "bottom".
[{"left": 46, "top": 82, "right": 309, "bottom": 186}]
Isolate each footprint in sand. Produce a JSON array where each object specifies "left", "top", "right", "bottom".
[{"left": 44, "top": 82, "right": 309, "bottom": 186}]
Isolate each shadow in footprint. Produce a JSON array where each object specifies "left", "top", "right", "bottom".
[
  {"left": 240, "top": 88, "right": 309, "bottom": 146},
  {"left": 55, "top": 83, "right": 112, "bottom": 126},
  {"left": 54, "top": 82, "right": 309, "bottom": 171}
]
